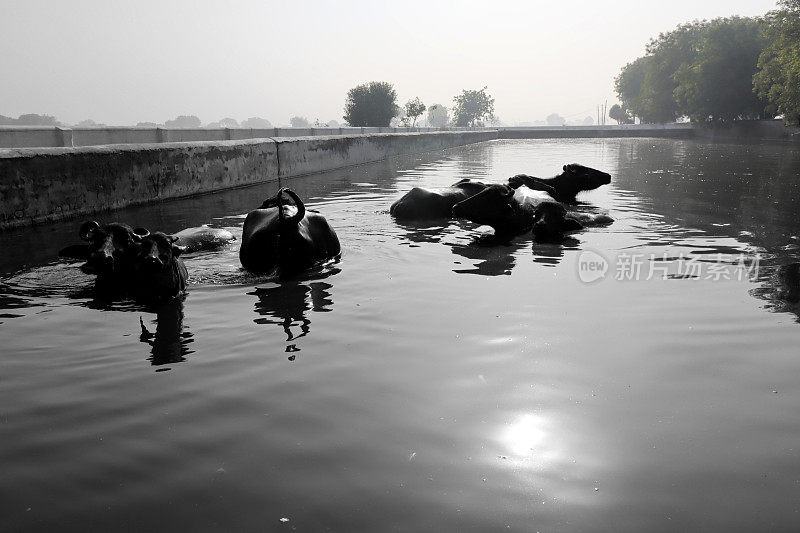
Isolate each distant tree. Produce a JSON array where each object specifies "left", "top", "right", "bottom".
[
  {"left": 754, "top": 0, "right": 800, "bottom": 125},
  {"left": 290, "top": 116, "right": 310, "bottom": 128},
  {"left": 343, "top": 81, "right": 398, "bottom": 127},
  {"left": 452, "top": 87, "right": 495, "bottom": 127},
  {"left": 546, "top": 113, "right": 566, "bottom": 126},
  {"left": 136, "top": 122, "right": 159, "bottom": 128},
  {"left": 427, "top": 104, "right": 449, "bottom": 127},
  {"left": 673, "top": 17, "right": 768, "bottom": 122},
  {"left": 403, "top": 97, "right": 426, "bottom": 127},
  {"left": 326, "top": 119, "right": 340, "bottom": 128},
  {"left": 15, "top": 113, "right": 60, "bottom": 126},
  {"left": 75, "top": 119, "right": 106, "bottom": 127},
  {"left": 582, "top": 116, "right": 595, "bottom": 125},
  {"left": 240, "top": 117, "right": 273, "bottom": 128},
  {"left": 609, "top": 104, "right": 634, "bottom": 124},
  {"left": 206, "top": 117, "right": 239, "bottom": 128},
  {"left": 164, "top": 115, "right": 202, "bottom": 128}
]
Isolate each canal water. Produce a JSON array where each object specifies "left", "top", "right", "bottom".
[{"left": 2, "top": 138, "right": 800, "bottom": 532}]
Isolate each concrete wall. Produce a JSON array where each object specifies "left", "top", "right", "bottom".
[
  {"left": 692, "top": 119, "right": 800, "bottom": 141},
  {"left": 5, "top": 121, "right": 800, "bottom": 149},
  {"left": 0, "top": 126, "right": 481, "bottom": 149},
  {"left": 499, "top": 124, "right": 695, "bottom": 139},
  {"left": 0, "top": 131, "right": 496, "bottom": 230}
]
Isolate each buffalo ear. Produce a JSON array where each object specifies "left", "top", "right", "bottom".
[
  {"left": 563, "top": 164, "right": 568, "bottom": 172},
  {"left": 168, "top": 235, "right": 179, "bottom": 244},
  {"left": 503, "top": 186, "right": 515, "bottom": 198},
  {"left": 171, "top": 244, "right": 187, "bottom": 257},
  {"left": 80, "top": 220, "right": 100, "bottom": 241}
]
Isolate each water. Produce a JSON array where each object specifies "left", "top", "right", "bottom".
[{"left": 2, "top": 138, "right": 800, "bottom": 532}]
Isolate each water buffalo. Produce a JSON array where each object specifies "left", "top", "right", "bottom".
[
  {"left": 390, "top": 179, "right": 490, "bottom": 220},
  {"left": 531, "top": 202, "right": 585, "bottom": 242},
  {"left": 453, "top": 184, "right": 613, "bottom": 241},
  {"left": 508, "top": 163, "right": 611, "bottom": 202},
  {"left": 64, "top": 221, "right": 145, "bottom": 295},
  {"left": 173, "top": 226, "right": 236, "bottom": 253},
  {"left": 452, "top": 184, "right": 553, "bottom": 237},
  {"left": 240, "top": 188, "right": 340, "bottom": 275},
  {"left": 133, "top": 231, "right": 188, "bottom": 302}
]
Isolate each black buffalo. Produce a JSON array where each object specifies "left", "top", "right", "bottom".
[
  {"left": 173, "top": 226, "right": 236, "bottom": 253},
  {"left": 64, "top": 221, "right": 145, "bottom": 295},
  {"left": 390, "top": 179, "right": 489, "bottom": 220},
  {"left": 240, "top": 188, "right": 340, "bottom": 275},
  {"left": 452, "top": 184, "right": 613, "bottom": 241},
  {"left": 508, "top": 163, "right": 611, "bottom": 202},
  {"left": 452, "top": 184, "right": 555, "bottom": 237},
  {"left": 133, "top": 231, "right": 188, "bottom": 302}
]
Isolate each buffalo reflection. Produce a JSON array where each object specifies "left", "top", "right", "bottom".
[
  {"left": 251, "top": 281, "right": 334, "bottom": 347},
  {"left": 531, "top": 236, "right": 580, "bottom": 266},
  {"left": 395, "top": 220, "right": 452, "bottom": 246},
  {"left": 139, "top": 299, "right": 194, "bottom": 367},
  {"left": 450, "top": 235, "right": 523, "bottom": 276},
  {"left": 450, "top": 234, "right": 580, "bottom": 275}
]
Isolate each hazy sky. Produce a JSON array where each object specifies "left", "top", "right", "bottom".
[{"left": 1, "top": 0, "right": 780, "bottom": 126}]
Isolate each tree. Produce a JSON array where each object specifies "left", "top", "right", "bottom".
[
  {"left": 206, "top": 117, "right": 240, "bottom": 128},
  {"left": 136, "top": 122, "right": 159, "bottom": 128},
  {"left": 164, "top": 115, "right": 201, "bottom": 128},
  {"left": 452, "top": 87, "right": 495, "bottom": 127},
  {"left": 754, "top": 0, "right": 800, "bottom": 125},
  {"left": 609, "top": 104, "right": 633, "bottom": 124},
  {"left": 639, "top": 22, "right": 705, "bottom": 123},
  {"left": 673, "top": 17, "right": 768, "bottom": 122},
  {"left": 614, "top": 56, "right": 650, "bottom": 122},
  {"left": 546, "top": 113, "right": 566, "bottom": 126},
  {"left": 75, "top": 119, "right": 107, "bottom": 127},
  {"left": 403, "top": 97, "right": 426, "bottom": 127},
  {"left": 582, "top": 116, "right": 595, "bottom": 125},
  {"left": 240, "top": 117, "right": 272, "bottom": 128},
  {"left": 343, "top": 81, "right": 398, "bottom": 127},
  {"left": 14, "top": 113, "right": 60, "bottom": 126},
  {"left": 289, "top": 116, "right": 310, "bottom": 128},
  {"left": 427, "top": 104, "right": 449, "bottom": 127}
]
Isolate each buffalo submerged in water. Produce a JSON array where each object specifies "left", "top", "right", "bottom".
[
  {"left": 59, "top": 221, "right": 235, "bottom": 301},
  {"left": 239, "top": 188, "right": 341, "bottom": 276}
]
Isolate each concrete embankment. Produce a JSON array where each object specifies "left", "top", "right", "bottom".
[
  {"left": 0, "top": 131, "right": 496, "bottom": 230},
  {"left": 498, "top": 124, "right": 695, "bottom": 139}
]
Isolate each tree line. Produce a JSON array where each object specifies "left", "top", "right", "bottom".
[
  {"left": 614, "top": 0, "right": 800, "bottom": 125},
  {"left": 342, "top": 82, "right": 495, "bottom": 128}
]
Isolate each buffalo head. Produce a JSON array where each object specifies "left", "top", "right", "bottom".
[
  {"left": 79, "top": 220, "right": 144, "bottom": 275},
  {"left": 531, "top": 202, "right": 583, "bottom": 242},
  {"left": 137, "top": 232, "right": 186, "bottom": 274},
  {"left": 559, "top": 163, "right": 611, "bottom": 199}
]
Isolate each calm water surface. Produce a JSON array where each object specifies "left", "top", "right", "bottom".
[{"left": 2, "top": 139, "right": 800, "bottom": 532}]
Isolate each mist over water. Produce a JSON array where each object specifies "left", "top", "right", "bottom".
[{"left": 2, "top": 138, "right": 800, "bottom": 531}]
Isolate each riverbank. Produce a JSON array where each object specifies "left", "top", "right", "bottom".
[{"left": 0, "top": 131, "right": 495, "bottom": 230}]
